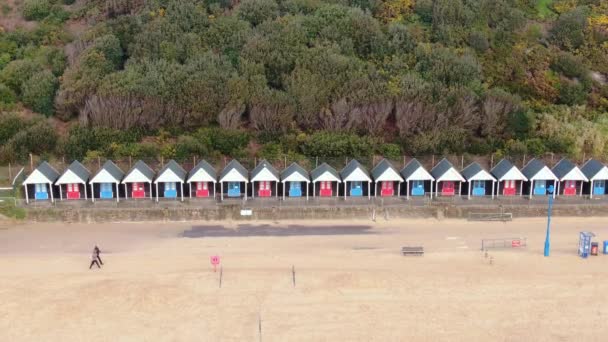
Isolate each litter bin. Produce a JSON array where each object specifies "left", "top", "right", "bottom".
[
  {"left": 591, "top": 242, "right": 599, "bottom": 256},
  {"left": 604, "top": 241, "right": 608, "bottom": 255}
]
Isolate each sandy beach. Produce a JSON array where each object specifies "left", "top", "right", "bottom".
[{"left": 1, "top": 217, "right": 607, "bottom": 341}]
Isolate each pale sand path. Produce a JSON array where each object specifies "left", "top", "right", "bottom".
[{"left": 0, "top": 218, "right": 607, "bottom": 341}]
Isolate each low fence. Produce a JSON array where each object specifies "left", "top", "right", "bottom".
[{"left": 481, "top": 238, "right": 527, "bottom": 251}]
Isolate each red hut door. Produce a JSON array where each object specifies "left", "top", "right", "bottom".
[
  {"left": 132, "top": 182, "right": 145, "bottom": 198},
  {"left": 196, "top": 182, "right": 209, "bottom": 197},
  {"left": 381, "top": 181, "right": 394, "bottom": 196},
  {"left": 319, "top": 181, "right": 332, "bottom": 197},
  {"left": 66, "top": 183, "right": 80, "bottom": 199},
  {"left": 442, "top": 181, "right": 455, "bottom": 196},
  {"left": 564, "top": 180, "right": 576, "bottom": 196},
  {"left": 259, "top": 181, "right": 271, "bottom": 197},
  {"left": 503, "top": 180, "right": 516, "bottom": 196}
]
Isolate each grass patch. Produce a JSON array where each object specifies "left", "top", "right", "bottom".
[
  {"left": 536, "top": 0, "right": 554, "bottom": 19},
  {"left": 0, "top": 201, "right": 26, "bottom": 220}
]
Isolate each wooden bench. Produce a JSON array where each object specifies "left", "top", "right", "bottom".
[{"left": 401, "top": 246, "right": 424, "bottom": 256}]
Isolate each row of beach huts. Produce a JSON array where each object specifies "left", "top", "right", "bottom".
[{"left": 21, "top": 157, "right": 608, "bottom": 203}]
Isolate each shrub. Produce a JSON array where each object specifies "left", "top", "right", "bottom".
[
  {"left": 557, "top": 80, "right": 587, "bottom": 105},
  {"left": 300, "top": 132, "right": 375, "bottom": 158},
  {"left": 551, "top": 52, "right": 588, "bottom": 79},
  {"left": 22, "top": 0, "right": 51, "bottom": 21},
  {"left": 0, "top": 113, "right": 27, "bottom": 144},
  {"left": 378, "top": 143, "right": 401, "bottom": 160},
  {"left": 194, "top": 128, "right": 249, "bottom": 156},
  {"left": 237, "top": 0, "right": 279, "bottom": 26},
  {"left": 0, "top": 59, "right": 43, "bottom": 95},
  {"left": 468, "top": 31, "right": 489, "bottom": 53},
  {"left": 21, "top": 70, "right": 58, "bottom": 116},
  {"left": 0, "top": 83, "right": 17, "bottom": 108}
]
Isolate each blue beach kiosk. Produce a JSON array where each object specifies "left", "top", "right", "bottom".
[
  {"left": 521, "top": 159, "right": 558, "bottom": 199},
  {"left": 461, "top": 162, "right": 496, "bottom": 199},
  {"left": 154, "top": 160, "right": 187, "bottom": 202},
  {"left": 22, "top": 161, "right": 60, "bottom": 203},
  {"left": 340, "top": 159, "right": 372, "bottom": 199},
  {"left": 89, "top": 160, "right": 124, "bottom": 202},
  {"left": 219, "top": 159, "right": 249, "bottom": 201},
  {"left": 280, "top": 162, "right": 310, "bottom": 200},
  {"left": 400, "top": 159, "right": 434, "bottom": 199},
  {"left": 581, "top": 159, "right": 608, "bottom": 198}
]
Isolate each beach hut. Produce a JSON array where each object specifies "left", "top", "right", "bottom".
[
  {"left": 430, "top": 159, "right": 465, "bottom": 197},
  {"left": 552, "top": 159, "right": 588, "bottom": 197},
  {"left": 89, "top": 160, "right": 124, "bottom": 202},
  {"left": 56, "top": 160, "right": 91, "bottom": 200},
  {"left": 521, "top": 159, "right": 558, "bottom": 199},
  {"left": 250, "top": 159, "right": 279, "bottom": 198},
  {"left": 154, "top": 160, "right": 187, "bottom": 202},
  {"left": 371, "top": 159, "right": 403, "bottom": 197},
  {"left": 340, "top": 159, "right": 372, "bottom": 199},
  {"left": 581, "top": 159, "right": 608, "bottom": 198},
  {"left": 122, "top": 160, "right": 155, "bottom": 200},
  {"left": 400, "top": 159, "right": 434, "bottom": 199},
  {"left": 461, "top": 162, "right": 497, "bottom": 199},
  {"left": 22, "top": 161, "right": 59, "bottom": 203},
  {"left": 219, "top": 159, "right": 249, "bottom": 201},
  {"left": 310, "top": 163, "right": 341, "bottom": 197},
  {"left": 280, "top": 162, "right": 310, "bottom": 200},
  {"left": 490, "top": 159, "right": 527, "bottom": 196},
  {"left": 187, "top": 160, "right": 216, "bottom": 199}
]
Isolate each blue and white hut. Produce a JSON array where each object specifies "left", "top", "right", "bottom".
[
  {"left": 400, "top": 159, "right": 434, "bottom": 199},
  {"left": 154, "top": 160, "right": 187, "bottom": 201},
  {"left": 219, "top": 159, "right": 249, "bottom": 201},
  {"left": 340, "top": 159, "right": 372, "bottom": 199},
  {"left": 461, "top": 162, "right": 496, "bottom": 199},
  {"left": 89, "top": 160, "right": 124, "bottom": 202},
  {"left": 22, "top": 161, "right": 60, "bottom": 203},
  {"left": 521, "top": 159, "right": 558, "bottom": 199},
  {"left": 280, "top": 162, "right": 310, "bottom": 200},
  {"left": 581, "top": 159, "right": 608, "bottom": 198}
]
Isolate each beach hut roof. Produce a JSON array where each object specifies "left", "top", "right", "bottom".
[
  {"left": 250, "top": 159, "right": 280, "bottom": 182},
  {"left": 23, "top": 161, "right": 60, "bottom": 185},
  {"left": 310, "top": 163, "right": 341, "bottom": 182},
  {"left": 581, "top": 159, "right": 608, "bottom": 181},
  {"left": 371, "top": 159, "right": 403, "bottom": 182},
  {"left": 551, "top": 159, "right": 588, "bottom": 182},
  {"left": 281, "top": 162, "right": 310, "bottom": 183},
  {"left": 155, "top": 160, "right": 187, "bottom": 183},
  {"left": 219, "top": 159, "right": 249, "bottom": 183},
  {"left": 340, "top": 159, "right": 371, "bottom": 182},
  {"left": 187, "top": 160, "right": 217, "bottom": 183},
  {"left": 490, "top": 159, "right": 527, "bottom": 182},
  {"left": 430, "top": 158, "right": 465, "bottom": 182},
  {"left": 521, "top": 159, "right": 558, "bottom": 181},
  {"left": 400, "top": 159, "right": 434, "bottom": 181},
  {"left": 122, "top": 160, "right": 155, "bottom": 183},
  {"left": 56, "top": 160, "right": 91, "bottom": 185},
  {"left": 90, "top": 160, "right": 124, "bottom": 184},
  {"left": 461, "top": 162, "right": 496, "bottom": 181}
]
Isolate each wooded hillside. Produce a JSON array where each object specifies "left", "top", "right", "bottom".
[{"left": 1, "top": 0, "right": 608, "bottom": 163}]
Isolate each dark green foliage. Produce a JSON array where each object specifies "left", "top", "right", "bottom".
[
  {"left": 551, "top": 52, "right": 588, "bottom": 79},
  {"left": 0, "top": 119, "right": 58, "bottom": 162},
  {"left": 237, "top": 0, "right": 280, "bottom": 26},
  {"left": 300, "top": 132, "right": 375, "bottom": 158},
  {"left": 0, "top": 83, "right": 16, "bottom": 108},
  {"left": 21, "top": 70, "right": 58, "bottom": 116},
  {"left": 550, "top": 7, "right": 589, "bottom": 51},
  {"left": 22, "top": 0, "right": 51, "bottom": 21},
  {"left": 378, "top": 143, "right": 401, "bottom": 160}
]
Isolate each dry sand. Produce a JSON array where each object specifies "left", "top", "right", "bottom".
[{"left": 0, "top": 217, "right": 607, "bottom": 341}]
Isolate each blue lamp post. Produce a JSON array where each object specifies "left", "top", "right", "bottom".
[{"left": 544, "top": 185, "right": 555, "bottom": 257}]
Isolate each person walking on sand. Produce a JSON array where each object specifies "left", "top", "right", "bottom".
[
  {"left": 89, "top": 246, "right": 101, "bottom": 269},
  {"left": 94, "top": 245, "right": 103, "bottom": 265}
]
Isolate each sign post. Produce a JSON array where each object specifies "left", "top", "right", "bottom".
[
  {"left": 210, "top": 255, "right": 220, "bottom": 272},
  {"left": 544, "top": 185, "right": 554, "bottom": 257}
]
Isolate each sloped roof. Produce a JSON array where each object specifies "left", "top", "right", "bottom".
[
  {"left": 23, "top": 161, "right": 60, "bottom": 184},
  {"left": 123, "top": 160, "right": 155, "bottom": 183},
  {"left": 461, "top": 162, "right": 495, "bottom": 181},
  {"left": 280, "top": 162, "right": 310, "bottom": 182},
  {"left": 91, "top": 160, "right": 124, "bottom": 183},
  {"left": 430, "top": 158, "right": 462, "bottom": 180},
  {"left": 400, "top": 159, "right": 434, "bottom": 181},
  {"left": 491, "top": 159, "right": 513, "bottom": 180},
  {"left": 521, "top": 159, "right": 557, "bottom": 180},
  {"left": 219, "top": 159, "right": 248, "bottom": 182},
  {"left": 310, "top": 163, "right": 340, "bottom": 182},
  {"left": 340, "top": 159, "right": 371, "bottom": 182},
  {"left": 581, "top": 159, "right": 608, "bottom": 180},
  {"left": 250, "top": 159, "right": 279, "bottom": 182},
  {"left": 56, "top": 160, "right": 90, "bottom": 184},
  {"left": 371, "top": 159, "right": 403, "bottom": 182},
  {"left": 187, "top": 159, "right": 217, "bottom": 182},
  {"left": 156, "top": 159, "right": 187, "bottom": 182}
]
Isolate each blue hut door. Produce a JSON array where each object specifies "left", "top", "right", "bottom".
[
  {"left": 472, "top": 180, "right": 485, "bottom": 196},
  {"left": 534, "top": 180, "right": 547, "bottom": 195},
  {"left": 35, "top": 183, "right": 48, "bottom": 200},
  {"left": 289, "top": 182, "right": 302, "bottom": 197},
  {"left": 164, "top": 182, "right": 177, "bottom": 198},
  {"left": 594, "top": 180, "right": 605, "bottom": 195},
  {"left": 350, "top": 181, "right": 363, "bottom": 196},
  {"left": 100, "top": 183, "right": 113, "bottom": 199},
  {"left": 411, "top": 180, "right": 425, "bottom": 196},
  {"left": 227, "top": 182, "right": 240, "bottom": 197}
]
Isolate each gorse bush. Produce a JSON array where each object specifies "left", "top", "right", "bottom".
[{"left": 22, "top": 0, "right": 52, "bottom": 21}]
